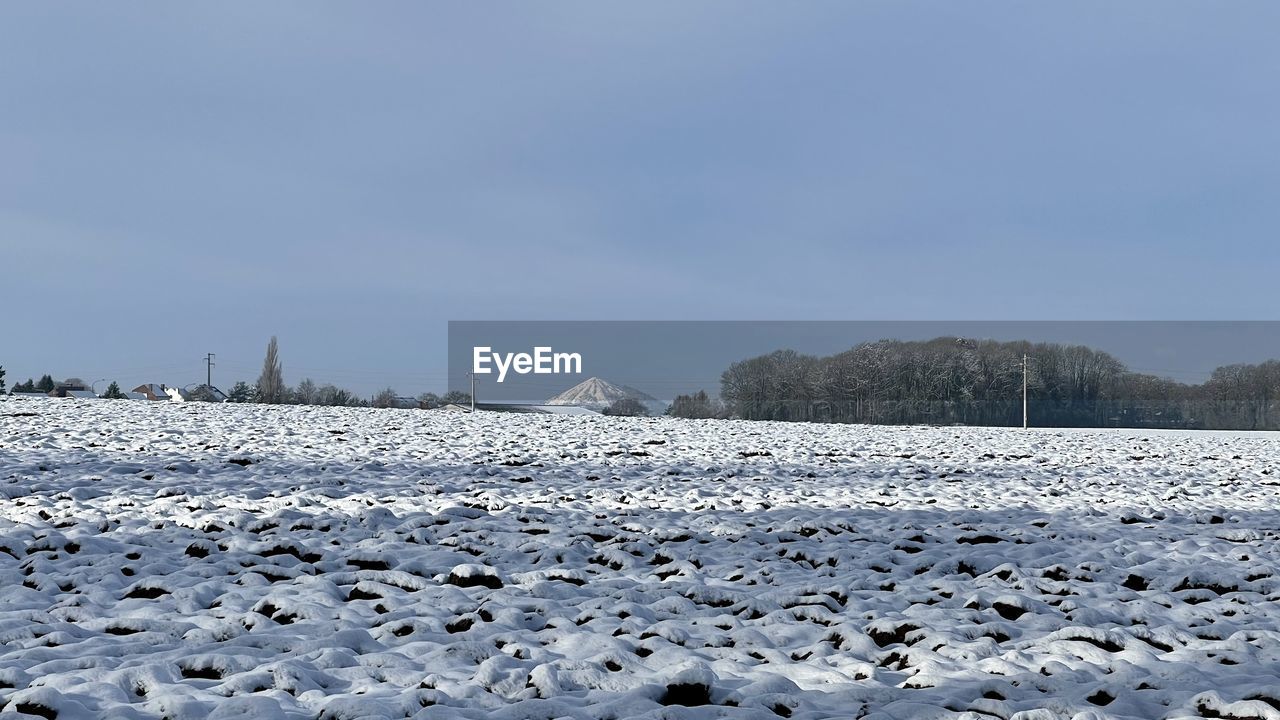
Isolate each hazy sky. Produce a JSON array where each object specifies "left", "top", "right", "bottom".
[{"left": 3, "top": 3, "right": 1277, "bottom": 395}]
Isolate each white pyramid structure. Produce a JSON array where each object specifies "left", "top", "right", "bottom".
[{"left": 545, "top": 377, "right": 660, "bottom": 411}]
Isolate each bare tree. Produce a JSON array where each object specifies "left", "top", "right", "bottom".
[
  {"left": 603, "top": 398, "right": 648, "bottom": 417},
  {"left": 315, "top": 384, "right": 364, "bottom": 407},
  {"left": 256, "top": 336, "right": 286, "bottom": 404},
  {"left": 720, "top": 337, "right": 1156, "bottom": 428},
  {"left": 293, "top": 378, "right": 318, "bottom": 405},
  {"left": 372, "top": 387, "right": 399, "bottom": 408},
  {"left": 667, "top": 390, "right": 724, "bottom": 419},
  {"left": 441, "top": 390, "right": 471, "bottom": 406}
]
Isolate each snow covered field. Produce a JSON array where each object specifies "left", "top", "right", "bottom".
[{"left": 3, "top": 400, "right": 1280, "bottom": 720}]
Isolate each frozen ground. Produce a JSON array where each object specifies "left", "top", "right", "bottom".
[{"left": 3, "top": 400, "right": 1280, "bottom": 720}]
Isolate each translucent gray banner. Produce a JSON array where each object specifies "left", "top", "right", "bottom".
[{"left": 448, "top": 321, "right": 1280, "bottom": 428}]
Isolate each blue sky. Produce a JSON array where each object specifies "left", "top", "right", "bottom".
[{"left": 3, "top": 3, "right": 1277, "bottom": 395}]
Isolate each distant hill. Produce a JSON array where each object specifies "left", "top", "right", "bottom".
[{"left": 545, "top": 377, "right": 661, "bottom": 412}]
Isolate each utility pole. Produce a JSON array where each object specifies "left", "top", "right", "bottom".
[
  {"left": 205, "top": 353, "right": 216, "bottom": 389},
  {"left": 1022, "top": 353, "right": 1029, "bottom": 430},
  {"left": 469, "top": 372, "right": 477, "bottom": 413}
]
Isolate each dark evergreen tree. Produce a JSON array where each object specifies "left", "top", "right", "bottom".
[{"left": 228, "top": 381, "right": 254, "bottom": 403}]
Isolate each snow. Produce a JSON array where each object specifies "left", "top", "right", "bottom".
[{"left": 3, "top": 399, "right": 1280, "bottom": 719}]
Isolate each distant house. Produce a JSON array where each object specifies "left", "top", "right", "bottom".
[
  {"left": 132, "top": 383, "right": 224, "bottom": 402},
  {"left": 50, "top": 380, "right": 90, "bottom": 398},
  {"left": 132, "top": 384, "right": 170, "bottom": 401},
  {"left": 123, "top": 392, "right": 149, "bottom": 401},
  {"left": 183, "top": 384, "right": 229, "bottom": 403},
  {"left": 64, "top": 390, "right": 100, "bottom": 400}
]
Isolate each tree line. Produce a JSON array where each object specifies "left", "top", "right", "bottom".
[
  {"left": 4, "top": 373, "right": 125, "bottom": 397},
  {"left": 665, "top": 390, "right": 728, "bottom": 419},
  {"left": 663, "top": 337, "right": 1280, "bottom": 430},
  {"left": 235, "top": 336, "right": 469, "bottom": 408},
  {"left": 2, "top": 337, "right": 469, "bottom": 409},
  {"left": 9, "top": 374, "right": 56, "bottom": 394}
]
